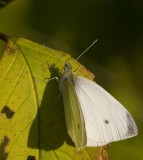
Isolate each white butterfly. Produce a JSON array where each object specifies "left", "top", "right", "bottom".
[{"left": 58, "top": 62, "right": 138, "bottom": 150}]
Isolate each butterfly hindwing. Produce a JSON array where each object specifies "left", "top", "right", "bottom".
[{"left": 61, "top": 77, "right": 86, "bottom": 149}]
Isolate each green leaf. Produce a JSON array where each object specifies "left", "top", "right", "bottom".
[
  {"left": 0, "top": 34, "right": 108, "bottom": 160},
  {"left": 0, "top": 0, "right": 14, "bottom": 8}
]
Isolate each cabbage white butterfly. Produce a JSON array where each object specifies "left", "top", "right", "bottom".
[
  {"left": 58, "top": 62, "right": 138, "bottom": 149},
  {"left": 52, "top": 41, "right": 138, "bottom": 150}
]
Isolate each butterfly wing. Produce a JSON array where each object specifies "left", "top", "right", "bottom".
[
  {"left": 74, "top": 76, "right": 138, "bottom": 146},
  {"left": 60, "top": 77, "right": 86, "bottom": 149}
]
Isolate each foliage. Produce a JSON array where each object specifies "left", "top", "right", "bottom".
[{"left": 0, "top": 34, "right": 107, "bottom": 160}]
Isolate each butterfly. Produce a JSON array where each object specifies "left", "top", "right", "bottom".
[{"left": 57, "top": 61, "right": 138, "bottom": 150}]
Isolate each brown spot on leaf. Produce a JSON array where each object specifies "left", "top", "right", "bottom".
[
  {"left": 1, "top": 106, "right": 14, "bottom": 119},
  {"left": 0, "top": 136, "right": 9, "bottom": 160},
  {"left": 27, "top": 155, "right": 36, "bottom": 160},
  {"left": 101, "top": 147, "right": 109, "bottom": 160},
  {"left": 0, "top": 33, "right": 9, "bottom": 43}
]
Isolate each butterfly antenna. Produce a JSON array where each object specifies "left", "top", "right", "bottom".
[{"left": 76, "top": 39, "right": 98, "bottom": 61}]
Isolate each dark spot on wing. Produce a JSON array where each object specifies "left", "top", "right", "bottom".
[
  {"left": 104, "top": 120, "right": 109, "bottom": 124},
  {"left": 1, "top": 106, "right": 14, "bottom": 119},
  {"left": 27, "top": 156, "right": 36, "bottom": 160},
  {"left": 77, "top": 124, "right": 80, "bottom": 129},
  {"left": 126, "top": 112, "right": 138, "bottom": 136}
]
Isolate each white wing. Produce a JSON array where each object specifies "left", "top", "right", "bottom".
[{"left": 74, "top": 76, "right": 138, "bottom": 146}]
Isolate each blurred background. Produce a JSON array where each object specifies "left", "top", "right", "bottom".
[{"left": 0, "top": 0, "right": 142, "bottom": 159}]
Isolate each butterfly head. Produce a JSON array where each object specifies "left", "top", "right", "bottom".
[{"left": 64, "top": 62, "right": 72, "bottom": 74}]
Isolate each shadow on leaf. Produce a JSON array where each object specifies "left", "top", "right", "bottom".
[{"left": 27, "top": 65, "right": 74, "bottom": 151}]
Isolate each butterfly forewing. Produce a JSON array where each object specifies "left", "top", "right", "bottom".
[{"left": 74, "top": 76, "right": 138, "bottom": 146}]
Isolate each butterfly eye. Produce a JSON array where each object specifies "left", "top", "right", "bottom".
[{"left": 64, "top": 62, "right": 72, "bottom": 72}]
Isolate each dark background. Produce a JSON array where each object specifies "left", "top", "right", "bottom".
[{"left": 0, "top": 0, "right": 142, "bottom": 159}]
